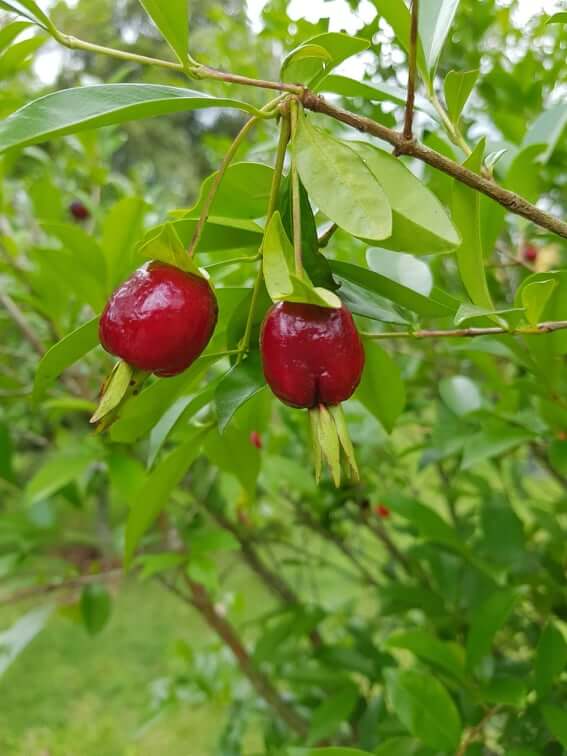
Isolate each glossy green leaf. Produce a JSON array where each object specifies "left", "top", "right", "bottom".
[
  {"left": 331, "top": 259, "right": 458, "bottom": 319},
  {"left": 419, "top": 0, "right": 460, "bottom": 73},
  {"left": 167, "top": 216, "right": 263, "bottom": 253},
  {"left": 184, "top": 162, "right": 274, "bottom": 221},
  {"left": 262, "top": 211, "right": 340, "bottom": 308},
  {"left": 0, "top": 33, "right": 46, "bottom": 77},
  {"left": 385, "top": 668, "right": 462, "bottom": 750},
  {"left": 452, "top": 140, "right": 493, "bottom": 309},
  {"left": 33, "top": 316, "right": 99, "bottom": 401},
  {"left": 535, "top": 623, "right": 567, "bottom": 698},
  {"left": 515, "top": 271, "right": 567, "bottom": 356},
  {"left": 80, "top": 584, "right": 112, "bottom": 636},
  {"left": 523, "top": 102, "right": 567, "bottom": 163},
  {"left": 0, "top": 0, "right": 54, "bottom": 32},
  {"left": 26, "top": 447, "right": 98, "bottom": 504},
  {"left": 444, "top": 69, "right": 479, "bottom": 123},
  {"left": 90, "top": 361, "right": 135, "bottom": 424},
  {"left": 138, "top": 222, "right": 203, "bottom": 277},
  {"left": 505, "top": 144, "right": 545, "bottom": 204},
  {"left": 521, "top": 279, "right": 557, "bottom": 325},
  {"left": 0, "top": 21, "right": 31, "bottom": 53},
  {"left": 125, "top": 427, "right": 207, "bottom": 565},
  {"left": 307, "top": 684, "right": 359, "bottom": 744},
  {"left": 357, "top": 340, "right": 406, "bottom": 433},
  {"left": 542, "top": 705, "right": 567, "bottom": 748},
  {"left": 321, "top": 74, "right": 437, "bottom": 117},
  {"left": 294, "top": 117, "right": 392, "bottom": 242},
  {"left": 466, "top": 589, "right": 518, "bottom": 669},
  {"left": 453, "top": 303, "right": 522, "bottom": 327},
  {"left": 439, "top": 375, "right": 482, "bottom": 416},
  {"left": 215, "top": 353, "right": 265, "bottom": 433},
  {"left": 139, "top": 0, "right": 189, "bottom": 64},
  {"left": 0, "top": 85, "right": 262, "bottom": 154},
  {"left": 547, "top": 12, "right": 567, "bottom": 23},
  {"left": 281, "top": 32, "right": 369, "bottom": 86},
  {"left": 350, "top": 142, "right": 460, "bottom": 253},
  {"left": 386, "top": 629, "right": 467, "bottom": 683}
]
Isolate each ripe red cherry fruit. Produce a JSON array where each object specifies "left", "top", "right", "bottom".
[
  {"left": 260, "top": 302, "right": 365, "bottom": 408},
  {"left": 99, "top": 262, "right": 218, "bottom": 377},
  {"left": 523, "top": 243, "right": 538, "bottom": 264},
  {"left": 69, "top": 200, "right": 90, "bottom": 221}
]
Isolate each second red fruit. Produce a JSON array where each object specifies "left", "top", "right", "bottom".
[
  {"left": 99, "top": 262, "right": 218, "bottom": 377},
  {"left": 260, "top": 302, "right": 365, "bottom": 408}
]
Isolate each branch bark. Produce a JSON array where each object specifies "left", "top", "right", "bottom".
[{"left": 360, "top": 320, "right": 567, "bottom": 341}]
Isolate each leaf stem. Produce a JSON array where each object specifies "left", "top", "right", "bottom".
[
  {"left": 403, "top": 0, "right": 419, "bottom": 141},
  {"left": 360, "top": 320, "right": 567, "bottom": 340},
  {"left": 289, "top": 99, "right": 304, "bottom": 279}
]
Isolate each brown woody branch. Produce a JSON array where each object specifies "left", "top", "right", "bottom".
[{"left": 301, "top": 92, "right": 567, "bottom": 240}]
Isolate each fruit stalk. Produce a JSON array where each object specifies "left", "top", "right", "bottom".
[{"left": 289, "top": 99, "right": 304, "bottom": 279}]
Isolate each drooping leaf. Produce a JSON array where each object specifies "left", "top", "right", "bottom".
[
  {"left": 294, "top": 117, "right": 392, "bottom": 242},
  {"left": 419, "top": 0, "right": 461, "bottom": 74},
  {"left": 281, "top": 32, "right": 369, "bottom": 86},
  {"left": 385, "top": 668, "right": 462, "bottom": 751},
  {"left": 0, "top": 21, "right": 32, "bottom": 54},
  {"left": 0, "top": 85, "right": 264, "bottom": 153},
  {"left": 139, "top": 0, "right": 189, "bottom": 64},
  {"left": 0, "top": 0, "right": 54, "bottom": 32},
  {"left": 444, "top": 69, "right": 479, "bottom": 123},
  {"left": 356, "top": 340, "right": 406, "bottom": 433},
  {"left": 466, "top": 589, "right": 518, "bottom": 669},
  {"left": 165, "top": 216, "right": 263, "bottom": 253},
  {"left": 0, "top": 33, "right": 46, "bottom": 77},
  {"left": 33, "top": 316, "right": 100, "bottom": 401}
]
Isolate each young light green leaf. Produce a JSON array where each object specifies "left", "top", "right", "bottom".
[
  {"left": 522, "top": 279, "right": 557, "bottom": 325},
  {"left": 138, "top": 222, "right": 203, "bottom": 277},
  {"left": 125, "top": 427, "right": 207, "bottom": 565},
  {"left": 356, "top": 340, "right": 406, "bottom": 433},
  {"left": 262, "top": 212, "right": 341, "bottom": 308},
  {"left": 0, "top": 0, "right": 55, "bottom": 32},
  {"left": 90, "top": 361, "right": 134, "bottom": 424},
  {"left": 80, "top": 584, "right": 112, "bottom": 636},
  {"left": 350, "top": 141, "right": 460, "bottom": 253},
  {"left": 0, "top": 20, "right": 31, "bottom": 53},
  {"left": 385, "top": 668, "right": 462, "bottom": 751},
  {"left": 294, "top": 117, "right": 392, "bottom": 242},
  {"left": 535, "top": 623, "right": 567, "bottom": 698},
  {"left": 523, "top": 102, "right": 567, "bottom": 163},
  {"left": 444, "top": 69, "right": 479, "bottom": 124},
  {"left": 281, "top": 32, "right": 369, "bottom": 86},
  {"left": 466, "top": 589, "right": 518, "bottom": 669},
  {"left": 215, "top": 354, "right": 266, "bottom": 433},
  {"left": 139, "top": 0, "right": 189, "bottom": 64},
  {"left": 454, "top": 303, "right": 522, "bottom": 327},
  {"left": 0, "top": 33, "right": 47, "bottom": 77},
  {"left": 452, "top": 139, "right": 493, "bottom": 309},
  {"left": 439, "top": 376, "right": 482, "bottom": 416},
  {"left": 419, "top": 0, "right": 461, "bottom": 74},
  {"left": 33, "top": 316, "right": 100, "bottom": 401},
  {"left": 0, "top": 85, "right": 263, "bottom": 154},
  {"left": 542, "top": 705, "right": 567, "bottom": 748}
]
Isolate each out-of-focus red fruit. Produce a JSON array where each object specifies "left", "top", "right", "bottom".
[
  {"left": 249, "top": 431, "right": 263, "bottom": 449},
  {"left": 260, "top": 302, "right": 365, "bottom": 409},
  {"left": 99, "top": 262, "right": 218, "bottom": 377},
  {"left": 69, "top": 200, "right": 90, "bottom": 221},
  {"left": 375, "top": 504, "right": 391, "bottom": 519},
  {"left": 523, "top": 244, "right": 538, "bottom": 264}
]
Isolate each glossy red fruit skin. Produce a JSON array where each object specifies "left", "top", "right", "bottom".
[
  {"left": 99, "top": 262, "right": 218, "bottom": 377},
  {"left": 260, "top": 302, "right": 365, "bottom": 409},
  {"left": 523, "top": 244, "right": 538, "bottom": 263},
  {"left": 69, "top": 200, "right": 90, "bottom": 221}
]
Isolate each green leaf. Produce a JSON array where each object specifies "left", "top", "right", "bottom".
[
  {"left": 215, "top": 354, "right": 265, "bottom": 433},
  {"left": 281, "top": 32, "right": 369, "bottom": 86},
  {"left": 373, "top": 739, "right": 418, "bottom": 756},
  {"left": 0, "top": 424, "right": 14, "bottom": 483},
  {"left": 461, "top": 420, "right": 534, "bottom": 470},
  {"left": 102, "top": 196, "right": 147, "bottom": 288},
  {"left": 316, "top": 404, "right": 342, "bottom": 488},
  {"left": 90, "top": 361, "right": 135, "bottom": 424},
  {"left": 383, "top": 494, "right": 466, "bottom": 554},
  {"left": 33, "top": 316, "right": 100, "bottom": 401},
  {"left": 0, "top": 0, "right": 54, "bottom": 32},
  {"left": 542, "top": 704, "right": 567, "bottom": 748},
  {"left": 547, "top": 12, "right": 567, "bottom": 24},
  {"left": 307, "top": 685, "right": 359, "bottom": 744},
  {"left": 419, "top": 0, "right": 461, "bottom": 73},
  {"left": 293, "top": 749, "right": 374, "bottom": 756},
  {"left": 385, "top": 668, "right": 462, "bottom": 750},
  {"left": 26, "top": 447, "right": 98, "bottom": 504},
  {"left": 0, "top": 33, "right": 46, "bottom": 77},
  {"left": 0, "top": 607, "right": 53, "bottom": 678},
  {"left": 444, "top": 69, "right": 479, "bottom": 124},
  {"left": 125, "top": 428, "right": 206, "bottom": 565},
  {"left": 0, "top": 21, "right": 31, "bottom": 54},
  {"left": 521, "top": 279, "right": 557, "bottom": 326},
  {"left": 294, "top": 117, "right": 392, "bottom": 242},
  {"left": 188, "top": 527, "right": 239, "bottom": 558},
  {"left": 0, "top": 85, "right": 263, "bottom": 153},
  {"left": 138, "top": 222, "right": 203, "bottom": 276},
  {"left": 367, "top": 248, "right": 433, "bottom": 296},
  {"left": 523, "top": 102, "right": 567, "bottom": 163},
  {"left": 357, "top": 340, "right": 406, "bottom": 434},
  {"left": 80, "top": 584, "right": 112, "bottom": 636},
  {"left": 452, "top": 140, "right": 493, "bottom": 309},
  {"left": 184, "top": 162, "right": 274, "bottom": 221},
  {"left": 262, "top": 212, "right": 340, "bottom": 308},
  {"left": 535, "top": 623, "right": 567, "bottom": 698},
  {"left": 205, "top": 419, "right": 261, "bottom": 496},
  {"left": 165, "top": 216, "right": 263, "bottom": 253},
  {"left": 139, "top": 0, "right": 189, "bottom": 64},
  {"left": 453, "top": 302, "right": 521, "bottom": 327},
  {"left": 331, "top": 259, "right": 458, "bottom": 319},
  {"left": 504, "top": 144, "right": 546, "bottom": 204},
  {"left": 386, "top": 629, "right": 467, "bottom": 683},
  {"left": 466, "top": 589, "right": 518, "bottom": 669},
  {"left": 137, "top": 553, "right": 186, "bottom": 580},
  {"left": 350, "top": 142, "right": 460, "bottom": 253},
  {"left": 321, "top": 74, "right": 413, "bottom": 109},
  {"left": 439, "top": 375, "right": 482, "bottom": 416},
  {"left": 479, "top": 677, "right": 527, "bottom": 708},
  {"left": 371, "top": 0, "right": 428, "bottom": 82}
]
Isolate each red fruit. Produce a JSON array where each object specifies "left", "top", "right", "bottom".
[
  {"left": 99, "top": 262, "right": 218, "bottom": 377},
  {"left": 249, "top": 431, "right": 263, "bottom": 449},
  {"left": 69, "top": 200, "right": 90, "bottom": 221},
  {"left": 260, "top": 302, "right": 365, "bottom": 409},
  {"left": 523, "top": 244, "right": 538, "bottom": 263},
  {"left": 375, "top": 504, "right": 391, "bottom": 519}
]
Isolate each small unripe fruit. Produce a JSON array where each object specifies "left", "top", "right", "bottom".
[
  {"left": 260, "top": 302, "right": 365, "bottom": 409},
  {"left": 69, "top": 200, "right": 90, "bottom": 221},
  {"left": 99, "top": 262, "right": 217, "bottom": 377},
  {"left": 249, "top": 431, "right": 263, "bottom": 449},
  {"left": 523, "top": 244, "right": 538, "bottom": 264}
]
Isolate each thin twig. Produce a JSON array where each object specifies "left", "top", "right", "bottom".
[
  {"left": 403, "top": 0, "right": 419, "bottom": 141},
  {"left": 318, "top": 223, "right": 338, "bottom": 248},
  {"left": 290, "top": 100, "right": 304, "bottom": 279},
  {"left": 360, "top": 320, "right": 567, "bottom": 340}
]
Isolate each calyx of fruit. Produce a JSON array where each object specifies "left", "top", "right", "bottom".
[{"left": 260, "top": 300, "right": 365, "bottom": 485}]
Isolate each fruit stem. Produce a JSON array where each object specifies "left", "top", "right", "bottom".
[{"left": 289, "top": 99, "right": 304, "bottom": 280}]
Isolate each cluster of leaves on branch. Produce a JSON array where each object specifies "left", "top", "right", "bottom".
[{"left": 0, "top": 0, "right": 566, "bottom": 753}]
